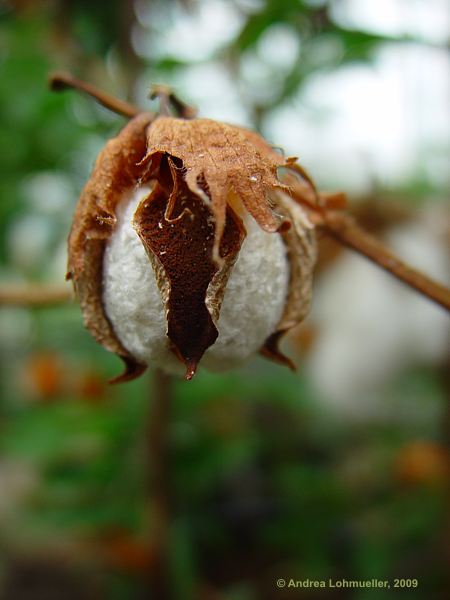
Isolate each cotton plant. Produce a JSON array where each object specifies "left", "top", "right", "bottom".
[
  {"left": 64, "top": 82, "right": 317, "bottom": 382},
  {"left": 45, "top": 73, "right": 450, "bottom": 383}
]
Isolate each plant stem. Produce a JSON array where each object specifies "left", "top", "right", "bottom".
[
  {"left": 147, "top": 368, "right": 173, "bottom": 599},
  {"left": 150, "top": 84, "right": 197, "bottom": 119},
  {"left": 311, "top": 209, "right": 450, "bottom": 312},
  {"left": 0, "top": 284, "right": 73, "bottom": 306},
  {"left": 49, "top": 72, "right": 143, "bottom": 119}
]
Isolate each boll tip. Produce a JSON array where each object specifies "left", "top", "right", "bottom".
[{"left": 184, "top": 360, "right": 197, "bottom": 381}]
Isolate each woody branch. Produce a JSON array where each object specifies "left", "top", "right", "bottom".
[{"left": 0, "top": 284, "right": 73, "bottom": 306}]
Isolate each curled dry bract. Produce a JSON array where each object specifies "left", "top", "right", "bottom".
[{"left": 68, "top": 114, "right": 317, "bottom": 381}]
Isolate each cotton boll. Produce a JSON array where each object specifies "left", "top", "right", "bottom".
[
  {"left": 103, "top": 188, "right": 290, "bottom": 375},
  {"left": 69, "top": 113, "right": 317, "bottom": 381}
]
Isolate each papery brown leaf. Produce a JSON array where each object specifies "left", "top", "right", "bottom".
[
  {"left": 67, "top": 112, "right": 154, "bottom": 381},
  {"left": 260, "top": 191, "right": 317, "bottom": 367},
  {"left": 237, "top": 127, "right": 323, "bottom": 212},
  {"left": 133, "top": 157, "right": 245, "bottom": 379},
  {"left": 142, "top": 117, "right": 288, "bottom": 263}
]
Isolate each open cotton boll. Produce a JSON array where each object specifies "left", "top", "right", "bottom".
[
  {"left": 103, "top": 187, "right": 290, "bottom": 375},
  {"left": 69, "top": 112, "right": 317, "bottom": 381}
]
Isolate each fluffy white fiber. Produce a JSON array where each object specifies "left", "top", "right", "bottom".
[{"left": 103, "top": 187, "right": 289, "bottom": 375}]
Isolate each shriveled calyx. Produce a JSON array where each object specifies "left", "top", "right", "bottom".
[{"left": 68, "top": 114, "right": 317, "bottom": 381}]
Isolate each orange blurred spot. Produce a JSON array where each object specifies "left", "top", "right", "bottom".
[
  {"left": 77, "top": 370, "right": 107, "bottom": 403},
  {"left": 23, "top": 351, "right": 65, "bottom": 400},
  {"left": 394, "top": 441, "right": 450, "bottom": 487},
  {"left": 98, "top": 531, "right": 154, "bottom": 573}
]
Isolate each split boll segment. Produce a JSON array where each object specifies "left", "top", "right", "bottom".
[{"left": 67, "top": 113, "right": 317, "bottom": 382}]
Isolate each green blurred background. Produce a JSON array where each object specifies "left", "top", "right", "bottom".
[{"left": 0, "top": 1, "right": 449, "bottom": 598}]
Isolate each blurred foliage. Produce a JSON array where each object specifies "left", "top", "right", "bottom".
[
  {"left": 0, "top": 1, "right": 448, "bottom": 599},
  {"left": 230, "top": 0, "right": 408, "bottom": 115}
]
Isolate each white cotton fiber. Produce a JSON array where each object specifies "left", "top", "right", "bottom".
[{"left": 103, "top": 187, "right": 289, "bottom": 375}]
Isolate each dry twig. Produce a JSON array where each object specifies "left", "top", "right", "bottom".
[
  {"left": 146, "top": 369, "right": 173, "bottom": 599},
  {"left": 0, "top": 284, "right": 73, "bottom": 306},
  {"left": 49, "top": 72, "right": 143, "bottom": 119},
  {"left": 326, "top": 212, "right": 449, "bottom": 311},
  {"left": 302, "top": 205, "right": 450, "bottom": 313}
]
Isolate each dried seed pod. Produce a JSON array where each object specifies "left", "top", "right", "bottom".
[{"left": 68, "top": 114, "right": 317, "bottom": 381}]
